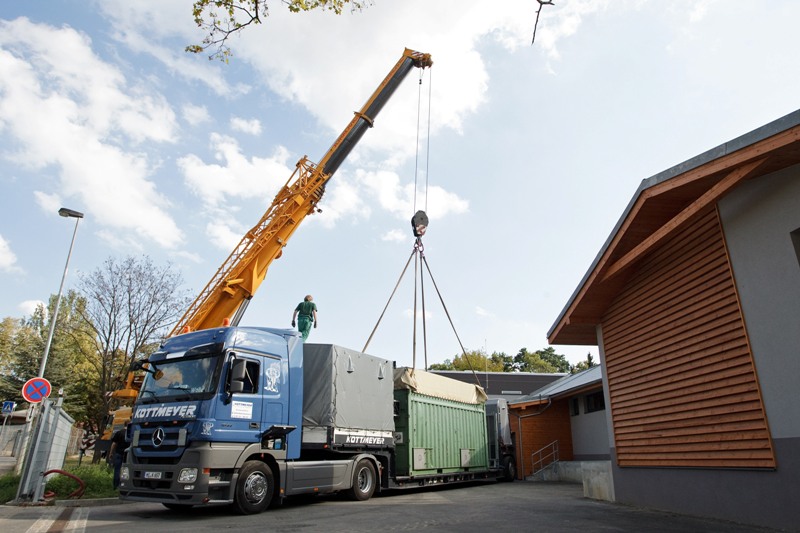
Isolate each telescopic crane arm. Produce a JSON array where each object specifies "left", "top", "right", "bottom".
[{"left": 170, "top": 48, "right": 433, "bottom": 336}]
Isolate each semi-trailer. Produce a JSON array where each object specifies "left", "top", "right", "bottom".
[{"left": 119, "top": 326, "right": 516, "bottom": 513}]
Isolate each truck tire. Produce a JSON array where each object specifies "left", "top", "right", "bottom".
[
  {"left": 347, "top": 459, "right": 376, "bottom": 501},
  {"left": 502, "top": 456, "right": 516, "bottom": 482},
  {"left": 232, "top": 460, "right": 274, "bottom": 514}
]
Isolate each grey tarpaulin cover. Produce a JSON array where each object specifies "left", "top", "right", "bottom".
[
  {"left": 302, "top": 344, "right": 395, "bottom": 433},
  {"left": 393, "top": 367, "right": 488, "bottom": 404}
]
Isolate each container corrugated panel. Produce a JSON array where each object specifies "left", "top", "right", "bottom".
[{"left": 394, "top": 389, "right": 489, "bottom": 477}]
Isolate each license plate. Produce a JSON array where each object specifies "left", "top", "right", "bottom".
[{"left": 144, "top": 471, "right": 162, "bottom": 480}]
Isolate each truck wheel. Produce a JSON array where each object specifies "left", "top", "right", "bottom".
[
  {"left": 232, "top": 460, "right": 274, "bottom": 514},
  {"left": 347, "top": 459, "right": 376, "bottom": 501},
  {"left": 502, "top": 456, "right": 516, "bottom": 482}
]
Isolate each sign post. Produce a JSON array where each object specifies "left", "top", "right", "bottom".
[{"left": 15, "top": 378, "right": 54, "bottom": 502}]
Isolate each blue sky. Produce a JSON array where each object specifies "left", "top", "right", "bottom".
[{"left": 1, "top": 0, "right": 799, "bottom": 368}]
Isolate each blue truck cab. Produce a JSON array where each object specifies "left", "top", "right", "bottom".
[{"left": 119, "top": 326, "right": 303, "bottom": 513}]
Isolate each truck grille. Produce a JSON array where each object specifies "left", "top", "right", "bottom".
[{"left": 134, "top": 421, "right": 191, "bottom": 462}]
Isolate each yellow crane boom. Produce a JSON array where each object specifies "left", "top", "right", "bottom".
[{"left": 171, "top": 48, "right": 433, "bottom": 336}]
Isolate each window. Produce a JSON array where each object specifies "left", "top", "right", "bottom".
[
  {"left": 569, "top": 397, "right": 580, "bottom": 416},
  {"left": 792, "top": 228, "right": 800, "bottom": 268},
  {"left": 240, "top": 359, "right": 260, "bottom": 394},
  {"left": 585, "top": 391, "right": 605, "bottom": 413}
]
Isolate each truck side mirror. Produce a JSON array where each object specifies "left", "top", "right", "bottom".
[{"left": 225, "top": 356, "right": 245, "bottom": 403}]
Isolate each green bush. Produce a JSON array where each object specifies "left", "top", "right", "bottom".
[{"left": 0, "top": 462, "right": 118, "bottom": 503}]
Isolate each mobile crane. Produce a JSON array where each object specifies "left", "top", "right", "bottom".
[
  {"left": 106, "top": 49, "right": 431, "bottom": 460},
  {"left": 170, "top": 48, "right": 433, "bottom": 336},
  {"left": 120, "top": 50, "right": 518, "bottom": 514}
]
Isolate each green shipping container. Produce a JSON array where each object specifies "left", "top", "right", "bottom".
[{"left": 394, "top": 369, "right": 489, "bottom": 477}]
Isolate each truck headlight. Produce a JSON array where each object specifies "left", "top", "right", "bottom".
[
  {"left": 120, "top": 466, "right": 130, "bottom": 481},
  {"left": 178, "top": 468, "right": 198, "bottom": 483}
]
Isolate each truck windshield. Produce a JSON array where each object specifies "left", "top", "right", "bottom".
[{"left": 138, "top": 353, "right": 221, "bottom": 403}]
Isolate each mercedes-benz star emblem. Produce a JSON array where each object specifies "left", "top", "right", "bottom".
[{"left": 152, "top": 427, "right": 165, "bottom": 448}]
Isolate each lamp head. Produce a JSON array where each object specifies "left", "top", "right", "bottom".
[{"left": 58, "top": 207, "right": 84, "bottom": 219}]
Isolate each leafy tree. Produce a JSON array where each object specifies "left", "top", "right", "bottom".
[
  {"left": 512, "top": 347, "right": 571, "bottom": 373},
  {"left": 429, "top": 349, "right": 507, "bottom": 372},
  {"left": 0, "top": 293, "right": 102, "bottom": 427},
  {"left": 187, "top": 0, "right": 367, "bottom": 61},
  {"left": 491, "top": 351, "right": 515, "bottom": 372},
  {"left": 0, "top": 316, "right": 41, "bottom": 403},
  {"left": 512, "top": 348, "right": 554, "bottom": 373},
  {"left": 536, "top": 346, "right": 571, "bottom": 373},
  {"left": 571, "top": 352, "right": 598, "bottom": 374},
  {"left": 427, "top": 359, "right": 454, "bottom": 371},
  {"left": 37, "top": 291, "right": 98, "bottom": 425},
  {"left": 75, "top": 256, "right": 192, "bottom": 431},
  {"left": 430, "top": 347, "right": 571, "bottom": 374}
]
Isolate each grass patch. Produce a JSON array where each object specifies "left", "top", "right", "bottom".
[
  {"left": 0, "top": 472, "right": 21, "bottom": 504},
  {"left": 0, "top": 458, "right": 118, "bottom": 503}
]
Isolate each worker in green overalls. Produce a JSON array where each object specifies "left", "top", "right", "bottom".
[{"left": 291, "top": 294, "right": 318, "bottom": 341}]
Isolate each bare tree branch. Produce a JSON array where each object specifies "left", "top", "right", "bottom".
[
  {"left": 532, "top": 0, "right": 554, "bottom": 45},
  {"left": 187, "top": 0, "right": 367, "bottom": 61}
]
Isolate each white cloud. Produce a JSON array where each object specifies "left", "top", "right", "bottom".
[
  {"left": 94, "top": 1, "right": 491, "bottom": 234},
  {"left": 358, "top": 169, "right": 469, "bottom": 220},
  {"left": 382, "top": 229, "right": 406, "bottom": 242},
  {"left": 0, "top": 17, "right": 184, "bottom": 249},
  {"left": 688, "top": 0, "right": 719, "bottom": 23},
  {"left": 94, "top": 0, "right": 251, "bottom": 97},
  {"left": 534, "top": 0, "right": 612, "bottom": 61},
  {"left": 402, "top": 308, "right": 433, "bottom": 320},
  {"left": 475, "top": 306, "right": 492, "bottom": 317},
  {"left": 96, "top": 229, "right": 145, "bottom": 253},
  {"left": 314, "top": 177, "right": 370, "bottom": 229},
  {"left": 228, "top": 2, "right": 544, "bottom": 159},
  {"left": 19, "top": 300, "right": 43, "bottom": 317},
  {"left": 178, "top": 133, "right": 293, "bottom": 209},
  {"left": 206, "top": 221, "right": 243, "bottom": 251},
  {"left": 230, "top": 117, "right": 262, "bottom": 135},
  {"left": 171, "top": 250, "right": 203, "bottom": 264},
  {"left": 182, "top": 103, "right": 211, "bottom": 126},
  {"left": 33, "top": 191, "right": 61, "bottom": 214},
  {"left": 0, "top": 234, "right": 22, "bottom": 273}
]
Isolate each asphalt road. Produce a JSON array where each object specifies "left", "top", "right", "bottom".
[{"left": 0, "top": 481, "right": 778, "bottom": 533}]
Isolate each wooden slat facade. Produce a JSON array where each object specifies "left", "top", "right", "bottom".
[
  {"left": 510, "top": 399, "right": 574, "bottom": 477},
  {"left": 601, "top": 208, "right": 775, "bottom": 468}
]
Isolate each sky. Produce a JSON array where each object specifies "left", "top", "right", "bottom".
[{"left": 1, "top": 0, "right": 799, "bottom": 370}]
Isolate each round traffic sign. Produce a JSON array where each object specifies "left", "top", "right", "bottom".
[{"left": 22, "top": 377, "right": 52, "bottom": 403}]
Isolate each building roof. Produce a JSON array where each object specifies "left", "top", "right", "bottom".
[
  {"left": 431, "top": 370, "right": 565, "bottom": 401},
  {"left": 549, "top": 109, "right": 800, "bottom": 345},
  {"left": 510, "top": 365, "right": 603, "bottom": 407}
]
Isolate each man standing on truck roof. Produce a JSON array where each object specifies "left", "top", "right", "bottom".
[{"left": 292, "top": 294, "right": 318, "bottom": 341}]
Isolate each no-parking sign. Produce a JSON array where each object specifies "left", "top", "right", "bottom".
[{"left": 22, "top": 377, "right": 52, "bottom": 404}]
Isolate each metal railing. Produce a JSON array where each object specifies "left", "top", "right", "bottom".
[{"left": 530, "top": 440, "right": 559, "bottom": 478}]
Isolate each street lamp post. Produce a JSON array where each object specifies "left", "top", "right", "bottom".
[
  {"left": 38, "top": 207, "right": 84, "bottom": 378},
  {"left": 15, "top": 207, "right": 84, "bottom": 499},
  {"left": 16, "top": 207, "right": 83, "bottom": 501}
]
